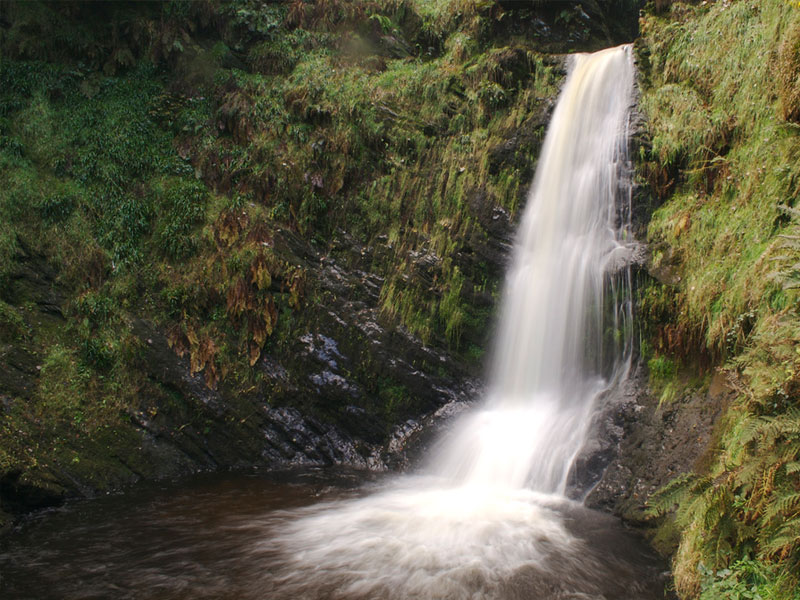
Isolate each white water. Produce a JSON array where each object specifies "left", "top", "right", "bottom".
[
  {"left": 264, "top": 45, "right": 637, "bottom": 599},
  {"left": 430, "top": 44, "right": 635, "bottom": 495}
]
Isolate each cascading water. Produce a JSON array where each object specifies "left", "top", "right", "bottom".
[
  {"left": 255, "top": 44, "right": 643, "bottom": 599},
  {"left": 429, "top": 44, "right": 635, "bottom": 495}
]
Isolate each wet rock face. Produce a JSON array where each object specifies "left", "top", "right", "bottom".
[
  {"left": 128, "top": 307, "right": 480, "bottom": 481},
  {"left": 253, "top": 228, "right": 487, "bottom": 448},
  {"left": 580, "top": 366, "right": 730, "bottom": 524},
  {"left": 566, "top": 382, "right": 634, "bottom": 500},
  {"left": 493, "top": 1, "right": 641, "bottom": 53},
  {"left": 0, "top": 245, "right": 65, "bottom": 401},
  {"left": 0, "top": 230, "right": 494, "bottom": 526},
  {"left": 115, "top": 221, "right": 494, "bottom": 498}
]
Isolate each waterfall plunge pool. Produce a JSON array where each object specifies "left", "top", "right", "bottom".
[{"left": 0, "top": 469, "right": 672, "bottom": 600}]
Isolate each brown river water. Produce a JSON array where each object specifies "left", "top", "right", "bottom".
[{"left": 0, "top": 469, "right": 672, "bottom": 600}]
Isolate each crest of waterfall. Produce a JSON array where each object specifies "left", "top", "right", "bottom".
[{"left": 429, "top": 44, "right": 636, "bottom": 494}]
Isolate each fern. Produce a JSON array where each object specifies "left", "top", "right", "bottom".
[
  {"left": 785, "top": 461, "right": 800, "bottom": 474},
  {"left": 761, "top": 519, "right": 800, "bottom": 559},
  {"left": 761, "top": 410, "right": 800, "bottom": 440},
  {"left": 646, "top": 472, "right": 697, "bottom": 517},
  {"left": 777, "top": 441, "right": 800, "bottom": 465},
  {"left": 653, "top": 400, "right": 800, "bottom": 595},
  {"left": 764, "top": 492, "right": 800, "bottom": 523},
  {"left": 740, "top": 414, "right": 770, "bottom": 445}
]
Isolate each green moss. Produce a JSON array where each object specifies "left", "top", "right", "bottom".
[
  {"left": 0, "top": 300, "right": 27, "bottom": 342},
  {"left": 647, "top": 355, "right": 677, "bottom": 403}
]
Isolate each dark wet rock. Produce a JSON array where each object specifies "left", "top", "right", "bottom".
[
  {"left": 583, "top": 366, "right": 730, "bottom": 524},
  {"left": 386, "top": 394, "right": 479, "bottom": 470},
  {"left": 628, "top": 59, "right": 666, "bottom": 241},
  {"left": 645, "top": 244, "right": 682, "bottom": 287},
  {"left": 0, "top": 470, "right": 65, "bottom": 515},
  {"left": 132, "top": 319, "right": 223, "bottom": 414},
  {"left": 0, "top": 344, "right": 40, "bottom": 400},
  {"left": 567, "top": 374, "right": 640, "bottom": 500},
  {"left": 492, "top": 1, "right": 640, "bottom": 53},
  {"left": 259, "top": 406, "right": 379, "bottom": 469},
  {"left": 113, "top": 220, "right": 488, "bottom": 498},
  {"left": 0, "top": 249, "right": 72, "bottom": 523},
  {"left": 0, "top": 241, "right": 66, "bottom": 315},
  {"left": 0, "top": 246, "right": 65, "bottom": 400},
  {"left": 129, "top": 310, "right": 480, "bottom": 478},
  {"left": 378, "top": 33, "right": 413, "bottom": 59}
]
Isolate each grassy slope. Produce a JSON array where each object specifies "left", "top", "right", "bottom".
[
  {"left": 638, "top": 1, "right": 800, "bottom": 597},
  {"left": 0, "top": 0, "right": 579, "bottom": 520}
]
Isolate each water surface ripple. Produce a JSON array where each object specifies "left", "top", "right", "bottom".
[{"left": 0, "top": 472, "right": 670, "bottom": 600}]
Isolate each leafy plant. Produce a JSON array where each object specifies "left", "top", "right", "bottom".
[{"left": 640, "top": 2, "right": 800, "bottom": 597}]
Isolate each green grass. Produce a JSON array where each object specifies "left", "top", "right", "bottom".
[{"left": 639, "top": 2, "right": 800, "bottom": 597}]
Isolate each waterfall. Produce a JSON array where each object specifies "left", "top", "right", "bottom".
[
  {"left": 429, "top": 44, "right": 635, "bottom": 494},
  {"left": 264, "top": 45, "right": 638, "bottom": 600}
]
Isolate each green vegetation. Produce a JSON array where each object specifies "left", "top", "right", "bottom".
[
  {"left": 1, "top": 0, "right": 602, "bottom": 514},
  {"left": 638, "top": 1, "right": 800, "bottom": 597}
]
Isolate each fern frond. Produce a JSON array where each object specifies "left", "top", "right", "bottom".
[
  {"left": 776, "top": 441, "right": 800, "bottom": 465},
  {"left": 757, "top": 462, "right": 782, "bottom": 502},
  {"left": 753, "top": 409, "right": 800, "bottom": 444},
  {"left": 764, "top": 492, "right": 800, "bottom": 523},
  {"left": 646, "top": 472, "right": 698, "bottom": 517},
  {"left": 759, "top": 518, "right": 800, "bottom": 558},
  {"left": 737, "top": 458, "right": 764, "bottom": 492},
  {"left": 740, "top": 415, "right": 769, "bottom": 445},
  {"left": 785, "top": 461, "right": 800, "bottom": 474}
]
